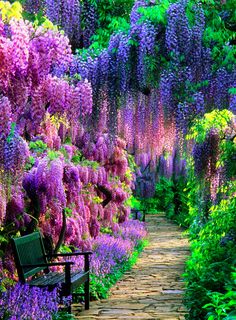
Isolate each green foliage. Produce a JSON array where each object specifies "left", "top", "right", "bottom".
[
  {"left": 140, "top": 176, "right": 189, "bottom": 226},
  {"left": 154, "top": 177, "right": 175, "bottom": 213},
  {"left": 86, "top": 0, "right": 134, "bottom": 49},
  {"left": 187, "top": 110, "right": 234, "bottom": 143},
  {"left": 184, "top": 231, "right": 236, "bottom": 319},
  {"left": 125, "top": 195, "right": 141, "bottom": 209},
  {"left": 198, "top": 0, "right": 236, "bottom": 70},
  {"left": 6, "top": 123, "right": 16, "bottom": 143},
  {"left": 100, "top": 226, "right": 113, "bottom": 235},
  {"left": 90, "top": 17, "right": 130, "bottom": 50},
  {"left": 33, "top": 12, "right": 58, "bottom": 31},
  {"left": 47, "top": 150, "right": 60, "bottom": 161},
  {"left": 71, "top": 150, "right": 100, "bottom": 169},
  {"left": 0, "top": 276, "right": 15, "bottom": 293},
  {"left": 80, "top": 159, "right": 100, "bottom": 170},
  {"left": 228, "top": 88, "right": 236, "bottom": 95},
  {"left": 71, "top": 150, "right": 83, "bottom": 164},
  {"left": 138, "top": 0, "right": 172, "bottom": 25},
  {"left": 29, "top": 140, "right": 47, "bottom": 153},
  {"left": 203, "top": 270, "right": 236, "bottom": 320},
  {"left": 24, "top": 155, "right": 35, "bottom": 171},
  {"left": 139, "top": 196, "right": 160, "bottom": 214},
  {"left": 128, "top": 154, "right": 138, "bottom": 173}
]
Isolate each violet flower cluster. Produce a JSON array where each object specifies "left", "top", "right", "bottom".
[
  {"left": 67, "top": 0, "right": 235, "bottom": 200},
  {"left": 67, "top": 220, "right": 147, "bottom": 278},
  {"left": 0, "top": 284, "right": 59, "bottom": 320},
  {"left": 90, "top": 234, "right": 133, "bottom": 276},
  {"left": 116, "top": 220, "right": 147, "bottom": 246},
  {"left": 90, "top": 220, "right": 147, "bottom": 277}
]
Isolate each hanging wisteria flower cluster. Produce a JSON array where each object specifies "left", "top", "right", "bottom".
[{"left": 68, "top": 0, "right": 235, "bottom": 196}]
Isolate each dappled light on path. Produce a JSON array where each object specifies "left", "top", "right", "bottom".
[{"left": 75, "top": 214, "right": 189, "bottom": 320}]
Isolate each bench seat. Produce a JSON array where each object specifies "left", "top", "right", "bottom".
[{"left": 28, "top": 270, "right": 89, "bottom": 289}]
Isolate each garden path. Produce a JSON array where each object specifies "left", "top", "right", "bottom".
[{"left": 75, "top": 214, "right": 189, "bottom": 320}]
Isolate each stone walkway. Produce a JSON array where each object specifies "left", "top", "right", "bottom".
[{"left": 76, "top": 214, "right": 189, "bottom": 320}]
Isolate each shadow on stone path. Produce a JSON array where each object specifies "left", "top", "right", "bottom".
[{"left": 75, "top": 214, "right": 189, "bottom": 320}]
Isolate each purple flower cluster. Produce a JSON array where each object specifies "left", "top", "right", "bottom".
[
  {"left": 212, "top": 68, "right": 232, "bottom": 110},
  {"left": 130, "top": 0, "right": 147, "bottom": 33},
  {"left": 91, "top": 234, "right": 133, "bottom": 276},
  {"left": 24, "top": 0, "right": 43, "bottom": 14},
  {"left": 24, "top": 0, "right": 81, "bottom": 47},
  {"left": 0, "top": 283, "right": 59, "bottom": 320},
  {"left": 45, "top": 76, "right": 92, "bottom": 119},
  {"left": 192, "top": 129, "right": 220, "bottom": 179},
  {"left": 0, "top": 96, "right": 12, "bottom": 139},
  {"left": 90, "top": 220, "right": 147, "bottom": 276},
  {"left": 82, "top": 0, "right": 98, "bottom": 48},
  {"left": 67, "top": 0, "right": 235, "bottom": 187},
  {"left": 70, "top": 220, "right": 147, "bottom": 278},
  {"left": 3, "top": 131, "right": 29, "bottom": 176},
  {"left": 117, "top": 220, "right": 147, "bottom": 246},
  {"left": 166, "top": 2, "right": 190, "bottom": 58}
]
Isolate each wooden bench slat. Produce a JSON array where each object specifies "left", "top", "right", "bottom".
[
  {"left": 28, "top": 270, "right": 89, "bottom": 287},
  {"left": 29, "top": 272, "right": 65, "bottom": 286},
  {"left": 71, "top": 271, "right": 89, "bottom": 289}
]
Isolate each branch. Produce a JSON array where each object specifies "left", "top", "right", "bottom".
[
  {"left": 141, "top": 160, "right": 152, "bottom": 174},
  {"left": 25, "top": 195, "right": 40, "bottom": 234},
  {"left": 96, "top": 184, "right": 112, "bottom": 207},
  {"left": 54, "top": 209, "right": 67, "bottom": 254}
]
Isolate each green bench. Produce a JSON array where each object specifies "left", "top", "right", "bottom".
[{"left": 12, "top": 232, "right": 92, "bottom": 311}]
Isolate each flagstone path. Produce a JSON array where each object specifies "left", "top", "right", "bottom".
[{"left": 75, "top": 214, "right": 189, "bottom": 320}]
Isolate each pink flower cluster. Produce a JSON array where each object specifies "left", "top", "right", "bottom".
[
  {"left": 0, "top": 13, "right": 137, "bottom": 278},
  {"left": 0, "top": 16, "right": 92, "bottom": 137},
  {"left": 16, "top": 132, "right": 135, "bottom": 250}
]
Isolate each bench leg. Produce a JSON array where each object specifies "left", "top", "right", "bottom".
[
  {"left": 84, "top": 279, "right": 90, "bottom": 310},
  {"left": 67, "top": 303, "right": 72, "bottom": 314}
]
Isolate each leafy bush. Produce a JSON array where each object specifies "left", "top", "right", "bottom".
[
  {"left": 183, "top": 111, "right": 236, "bottom": 319},
  {"left": 88, "top": 0, "right": 134, "bottom": 49},
  {"left": 203, "top": 269, "right": 236, "bottom": 320},
  {"left": 139, "top": 176, "right": 189, "bottom": 226}
]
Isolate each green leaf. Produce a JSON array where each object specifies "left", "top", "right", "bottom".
[{"left": 228, "top": 87, "right": 236, "bottom": 95}]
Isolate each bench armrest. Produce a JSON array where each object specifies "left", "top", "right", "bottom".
[
  {"left": 46, "top": 251, "right": 92, "bottom": 258},
  {"left": 21, "top": 262, "right": 74, "bottom": 268},
  {"left": 47, "top": 252, "right": 92, "bottom": 272}
]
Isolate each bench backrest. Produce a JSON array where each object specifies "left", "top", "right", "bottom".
[{"left": 12, "top": 232, "right": 48, "bottom": 282}]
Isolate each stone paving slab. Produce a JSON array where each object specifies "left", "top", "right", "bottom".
[{"left": 74, "top": 214, "right": 189, "bottom": 320}]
